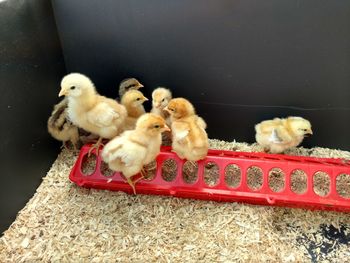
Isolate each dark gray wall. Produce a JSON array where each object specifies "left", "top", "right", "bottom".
[
  {"left": 0, "top": 0, "right": 66, "bottom": 232},
  {"left": 52, "top": 0, "right": 350, "bottom": 150}
]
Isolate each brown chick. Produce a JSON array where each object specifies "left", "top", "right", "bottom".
[
  {"left": 59, "top": 73, "right": 127, "bottom": 155},
  {"left": 102, "top": 113, "right": 170, "bottom": 194},
  {"left": 120, "top": 89, "right": 149, "bottom": 130},
  {"left": 47, "top": 98, "right": 79, "bottom": 150},
  {"left": 118, "top": 78, "right": 144, "bottom": 99},
  {"left": 165, "top": 98, "right": 209, "bottom": 161},
  {"left": 255, "top": 116, "right": 313, "bottom": 154},
  {"left": 151, "top": 87, "right": 173, "bottom": 145}
]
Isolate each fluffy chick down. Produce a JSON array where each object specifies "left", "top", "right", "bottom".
[
  {"left": 120, "top": 89, "right": 148, "bottom": 131},
  {"left": 59, "top": 73, "right": 127, "bottom": 140},
  {"left": 47, "top": 98, "right": 79, "bottom": 149},
  {"left": 255, "top": 116, "right": 313, "bottom": 154},
  {"left": 151, "top": 87, "right": 173, "bottom": 145},
  {"left": 151, "top": 87, "right": 172, "bottom": 125},
  {"left": 102, "top": 113, "right": 170, "bottom": 193},
  {"left": 165, "top": 98, "right": 208, "bottom": 161},
  {"left": 118, "top": 78, "right": 143, "bottom": 99}
]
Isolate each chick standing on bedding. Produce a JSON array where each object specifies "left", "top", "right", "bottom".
[
  {"left": 59, "top": 73, "right": 127, "bottom": 155},
  {"left": 47, "top": 98, "right": 80, "bottom": 150},
  {"left": 151, "top": 87, "right": 172, "bottom": 145},
  {"left": 120, "top": 90, "right": 148, "bottom": 130},
  {"left": 255, "top": 116, "right": 313, "bottom": 154},
  {"left": 118, "top": 78, "right": 144, "bottom": 99},
  {"left": 165, "top": 98, "right": 209, "bottom": 161},
  {"left": 102, "top": 113, "right": 170, "bottom": 194}
]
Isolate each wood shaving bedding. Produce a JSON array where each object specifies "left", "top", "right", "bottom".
[{"left": 0, "top": 139, "right": 350, "bottom": 262}]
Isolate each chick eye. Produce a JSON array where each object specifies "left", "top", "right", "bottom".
[
  {"left": 70, "top": 86, "right": 76, "bottom": 90},
  {"left": 154, "top": 125, "right": 160, "bottom": 128},
  {"left": 162, "top": 98, "right": 165, "bottom": 102},
  {"left": 136, "top": 98, "right": 141, "bottom": 101}
]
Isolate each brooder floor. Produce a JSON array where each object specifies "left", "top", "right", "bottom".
[{"left": 0, "top": 139, "right": 350, "bottom": 262}]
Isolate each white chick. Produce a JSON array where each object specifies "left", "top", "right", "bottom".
[
  {"left": 151, "top": 87, "right": 172, "bottom": 125},
  {"left": 255, "top": 116, "right": 313, "bottom": 154},
  {"left": 59, "top": 73, "right": 127, "bottom": 155},
  {"left": 151, "top": 87, "right": 173, "bottom": 145}
]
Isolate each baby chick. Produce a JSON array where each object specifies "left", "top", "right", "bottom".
[
  {"left": 255, "top": 116, "right": 313, "bottom": 154},
  {"left": 59, "top": 73, "right": 127, "bottom": 155},
  {"left": 120, "top": 90, "right": 149, "bottom": 130},
  {"left": 165, "top": 98, "right": 209, "bottom": 161},
  {"left": 151, "top": 87, "right": 172, "bottom": 124},
  {"left": 102, "top": 113, "right": 170, "bottom": 194},
  {"left": 47, "top": 98, "right": 79, "bottom": 150},
  {"left": 151, "top": 87, "right": 173, "bottom": 145},
  {"left": 118, "top": 78, "right": 144, "bottom": 99}
]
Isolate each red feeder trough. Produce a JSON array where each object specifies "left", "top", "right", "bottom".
[{"left": 70, "top": 144, "right": 350, "bottom": 212}]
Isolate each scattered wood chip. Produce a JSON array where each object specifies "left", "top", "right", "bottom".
[{"left": 0, "top": 139, "right": 350, "bottom": 262}]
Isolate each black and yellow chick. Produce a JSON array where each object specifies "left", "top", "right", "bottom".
[
  {"left": 47, "top": 98, "right": 80, "bottom": 150},
  {"left": 118, "top": 78, "right": 144, "bottom": 99}
]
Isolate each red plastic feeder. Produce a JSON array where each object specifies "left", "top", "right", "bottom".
[{"left": 70, "top": 145, "right": 350, "bottom": 212}]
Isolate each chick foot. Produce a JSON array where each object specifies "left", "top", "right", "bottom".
[
  {"left": 88, "top": 137, "right": 104, "bottom": 156},
  {"left": 140, "top": 167, "right": 147, "bottom": 178},
  {"left": 61, "top": 141, "right": 74, "bottom": 151},
  {"left": 61, "top": 142, "right": 68, "bottom": 150},
  {"left": 126, "top": 175, "right": 144, "bottom": 195}
]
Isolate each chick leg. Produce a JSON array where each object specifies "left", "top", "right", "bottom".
[
  {"left": 61, "top": 141, "right": 69, "bottom": 150},
  {"left": 133, "top": 175, "right": 144, "bottom": 187},
  {"left": 72, "top": 142, "right": 78, "bottom": 152},
  {"left": 88, "top": 137, "right": 104, "bottom": 156},
  {"left": 140, "top": 167, "right": 147, "bottom": 178},
  {"left": 126, "top": 177, "right": 137, "bottom": 195},
  {"left": 71, "top": 139, "right": 78, "bottom": 152}
]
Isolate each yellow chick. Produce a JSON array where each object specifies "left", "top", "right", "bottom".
[
  {"left": 165, "top": 98, "right": 209, "bottom": 161},
  {"left": 59, "top": 73, "right": 127, "bottom": 155},
  {"left": 47, "top": 98, "right": 79, "bottom": 150},
  {"left": 120, "top": 89, "right": 149, "bottom": 130},
  {"left": 118, "top": 78, "right": 144, "bottom": 99},
  {"left": 255, "top": 116, "right": 313, "bottom": 154},
  {"left": 102, "top": 113, "right": 170, "bottom": 194}
]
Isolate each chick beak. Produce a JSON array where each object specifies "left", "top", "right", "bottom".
[
  {"left": 164, "top": 106, "right": 170, "bottom": 113},
  {"left": 306, "top": 129, "right": 313, "bottom": 136},
  {"left": 143, "top": 96, "right": 149, "bottom": 102},
  {"left": 162, "top": 125, "right": 171, "bottom": 132},
  {"left": 58, "top": 88, "right": 67, "bottom": 97},
  {"left": 137, "top": 83, "right": 144, "bottom": 89}
]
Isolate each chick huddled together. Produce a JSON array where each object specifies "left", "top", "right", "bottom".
[
  {"left": 49, "top": 73, "right": 209, "bottom": 193},
  {"left": 49, "top": 72, "right": 313, "bottom": 192}
]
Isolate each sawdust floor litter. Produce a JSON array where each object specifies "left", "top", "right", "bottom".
[{"left": 1, "top": 139, "right": 350, "bottom": 262}]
